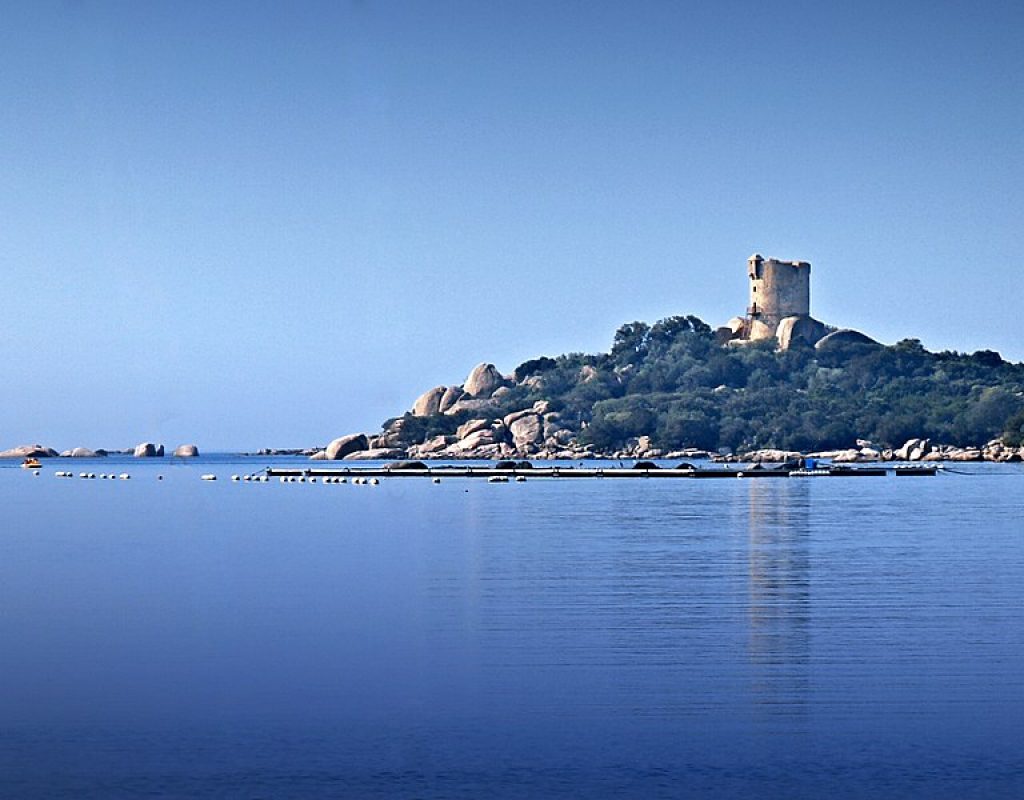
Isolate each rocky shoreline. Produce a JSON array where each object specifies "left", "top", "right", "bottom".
[{"left": 284, "top": 361, "right": 1024, "bottom": 465}]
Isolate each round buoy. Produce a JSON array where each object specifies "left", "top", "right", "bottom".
[
  {"left": 370, "top": 478, "right": 379, "bottom": 485},
  {"left": 432, "top": 477, "right": 441, "bottom": 484},
  {"left": 201, "top": 474, "right": 216, "bottom": 481},
  {"left": 120, "top": 473, "right": 130, "bottom": 480}
]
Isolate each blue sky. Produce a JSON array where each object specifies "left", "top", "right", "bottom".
[{"left": 2, "top": 0, "right": 1022, "bottom": 449}]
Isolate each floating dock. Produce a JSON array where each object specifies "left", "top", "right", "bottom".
[{"left": 263, "top": 464, "right": 938, "bottom": 480}]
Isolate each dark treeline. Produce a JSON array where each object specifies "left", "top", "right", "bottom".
[{"left": 393, "top": 315, "right": 1024, "bottom": 453}]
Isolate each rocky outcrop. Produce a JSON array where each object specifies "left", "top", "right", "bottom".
[
  {"left": 412, "top": 386, "right": 446, "bottom": 417},
  {"left": 464, "top": 363, "right": 505, "bottom": 398},
  {"left": 173, "top": 444, "right": 199, "bottom": 457},
  {"left": 325, "top": 433, "right": 369, "bottom": 460},
  {"left": 133, "top": 442, "right": 164, "bottom": 458},
  {"left": 0, "top": 444, "right": 59, "bottom": 458}
]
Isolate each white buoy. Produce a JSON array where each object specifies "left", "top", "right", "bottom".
[
  {"left": 33, "top": 470, "right": 40, "bottom": 476},
  {"left": 79, "top": 472, "right": 88, "bottom": 479},
  {"left": 309, "top": 477, "right": 316, "bottom": 483},
  {"left": 370, "top": 478, "right": 379, "bottom": 485},
  {"left": 120, "top": 473, "right": 130, "bottom": 480},
  {"left": 231, "top": 475, "right": 240, "bottom": 481},
  {"left": 339, "top": 477, "right": 347, "bottom": 484},
  {"left": 515, "top": 476, "right": 526, "bottom": 482},
  {"left": 201, "top": 474, "right": 217, "bottom": 481}
]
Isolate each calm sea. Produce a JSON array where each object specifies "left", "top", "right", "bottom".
[{"left": 1, "top": 456, "right": 1022, "bottom": 798}]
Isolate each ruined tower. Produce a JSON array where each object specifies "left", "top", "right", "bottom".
[
  {"left": 747, "top": 254, "right": 811, "bottom": 334},
  {"left": 717, "top": 254, "right": 826, "bottom": 349}
]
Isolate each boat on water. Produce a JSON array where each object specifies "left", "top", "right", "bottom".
[{"left": 21, "top": 457, "right": 42, "bottom": 469}]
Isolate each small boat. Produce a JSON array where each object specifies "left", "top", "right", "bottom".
[{"left": 21, "top": 457, "right": 42, "bottom": 469}]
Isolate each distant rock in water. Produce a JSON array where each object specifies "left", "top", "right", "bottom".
[
  {"left": 134, "top": 442, "right": 165, "bottom": 458},
  {"left": 0, "top": 444, "right": 58, "bottom": 458},
  {"left": 60, "top": 447, "right": 102, "bottom": 458},
  {"left": 173, "top": 444, "right": 199, "bottom": 457},
  {"left": 464, "top": 363, "right": 505, "bottom": 398},
  {"left": 325, "top": 433, "right": 369, "bottom": 460}
]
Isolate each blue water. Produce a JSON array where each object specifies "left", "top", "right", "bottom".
[{"left": 1, "top": 457, "right": 1023, "bottom": 798}]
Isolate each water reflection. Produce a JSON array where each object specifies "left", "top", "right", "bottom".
[{"left": 743, "top": 481, "right": 811, "bottom": 718}]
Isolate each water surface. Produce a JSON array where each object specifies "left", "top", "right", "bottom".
[{"left": 1, "top": 458, "right": 1022, "bottom": 797}]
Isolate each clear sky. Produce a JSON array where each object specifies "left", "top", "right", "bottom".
[{"left": 2, "top": 0, "right": 1022, "bottom": 450}]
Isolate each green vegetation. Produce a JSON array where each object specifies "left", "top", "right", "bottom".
[{"left": 390, "top": 315, "right": 1024, "bottom": 453}]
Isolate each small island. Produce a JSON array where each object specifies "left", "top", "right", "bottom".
[{"left": 313, "top": 254, "right": 1024, "bottom": 464}]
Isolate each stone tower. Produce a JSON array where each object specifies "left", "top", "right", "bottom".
[{"left": 746, "top": 254, "right": 811, "bottom": 339}]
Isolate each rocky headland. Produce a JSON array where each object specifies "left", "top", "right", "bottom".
[{"left": 306, "top": 309, "right": 1024, "bottom": 465}]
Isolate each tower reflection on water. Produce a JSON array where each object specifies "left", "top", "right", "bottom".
[{"left": 743, "top": 480, "right": 812, "bottom": 719}]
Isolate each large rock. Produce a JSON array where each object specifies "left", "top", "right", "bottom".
[
  {"left": 173, "top": 444, "right": 199, "bottom": 457},
  {"left": 438, "top": 385, "right": 464, "bottom": 413},
  {"left": 133, "top": 442, "right": 164, "bottom": 458},
  {"left": 776, "top": 315, "right": 829, "bottom": 350},
  {"left": 454, "top": 428, "right": 506, "bottom": 452},
  {"left": 444, "top": 398, "right": 499, "bottom": 416},
  {"left": 464, "top": 363, "right": 505, "bottom": 398},
  {"left": 410, "top": 435, "right": 451, "bottom": 456},
  {"left": 326, "top": 433, "right": 369, "bottom": 460},
  {"left": 0, "top": 444, "right": 58, "bottom": 458},
  {"left": 894, "top": 438, "right": 930, "bottom": 461},
  {"left": 509, "top": 414, "right": 543, "bottom": 448},
  {"left": 815, "top": 329, "right": 881, "bottom": 351},
  {"left": 412, "top": 386, "right": 446, "bottom": 417},
  {"left": 457, "top": 418, "right": 493, "bottom": 440},
  {"left": 343, "top": 447, "right": 405, "bottom": 460}
]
